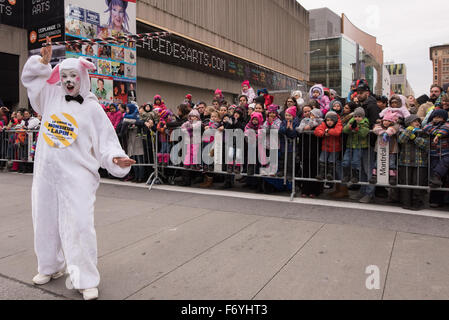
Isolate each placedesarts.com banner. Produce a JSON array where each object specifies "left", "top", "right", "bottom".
[{"left": 64, "top": 0, "right": 137, "bottom": 105}]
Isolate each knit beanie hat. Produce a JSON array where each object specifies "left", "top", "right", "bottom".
[
  {"left": 154, "top": 95, "right": 162, "bottom": 103},
  {"left": 404, "top": 114, "right": 421, "bottom": 127},
  {"left": 267, "top": 104, "right": 279, "bottom": 115},
  {"left": 382, "top": 112, "right": 398, "bottom": 123},
  {"left": 257, "top": 88, "right": 269, "bottom": 96},
  {"left": 325, "top": 111, "right": 338, "bottom": 123},
  {"left": 241, "top": 80, "right": 250, "bottom": 88},
  {"left": 311, "top": 109, "right": 322, "bottom": 118},
  {"left": 286, "top": 106, "right": 297, "bottom": 118},
  {"left": 185, "top": 94, "right": 192, "bottom": 101},
  {"left": 330, "top": 99, "right": 343, "bottom": 111},
  {"left": 429, "top": 109, "right": 449, "bottom": 122},
  {"left": 159, "top": 109, "right": 172, "bottom": 121},
  {"left": 354, "top": 107, "right": 365, "bottom": 118},
  {"left": 189, "top": 109, "right": 200, "bottom": 119}
]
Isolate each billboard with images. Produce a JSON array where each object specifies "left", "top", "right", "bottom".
[{"left": 64, "top": 0, "right": 137, "bottom": 104}]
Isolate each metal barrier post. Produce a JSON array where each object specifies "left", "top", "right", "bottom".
[{"left": 290, "top": 140, "right": 296, "bottom": 201}]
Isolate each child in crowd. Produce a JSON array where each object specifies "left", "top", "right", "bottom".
[
  {"left": 219, "top": 105, "right": 228, "bottom": 120},
  {"left": 181, "top": 109, "right": 202, "bottom": 170},
  {"left": 227, "top": 105, "right": 236, "bottom": 118},
  {"left": 423, "top": 110, "right": 449, "bottom": 190},
  {"left": 341, "top": 102, "right": 357, "bottom": 127},
  {"left": 245, "top": 112, "right": 264, "bottom": 176},
  {"left": 157, "top": 109, "right": 174, "bottom": 166},
  {"left": 297, "top": 107, "right": 323, "bottom": 198},
  {"left": 330, "top": 100, "right": 343, "bottom": 115},
  {"left": 278, "top": 107, "right": 299, "bottom": 178},
  {"left": 224, "top": 107, "right": 246, "bottom": 174},
  {"left": 314, "top": 111, "right": 342, "bottom": 181},
  {"left": 254, "top": 102, "right": 266, "bottom": 122},
  {"left": 379, "top": 95, "right": 410, "bottom": 125},
  {"left": 241, "top": 80, "right": 256, "bottom": 104},
  {"left": 203, "top": 111, "right": 222, "bottom": 172},
  {"left": 370, "top": 113, "right": 400, "bottom": 185},
  {"left": 261, "top": 105, "right": 282, "bottom": 175},
  {"left": 341, "top": 107, "right": 370, "bottom": 184},
  {"left": 297, "top": 106, "right": 322, "bottom": 133},
  {"left": 309, "top": 84, "right": 330, "bottom": 116},
  {"left": 398, "top": 115, "right": 429, "bottom": 210}
]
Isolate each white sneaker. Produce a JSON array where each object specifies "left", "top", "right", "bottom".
[
  {"left": 32, "top": 271, "right": 65, "bottom": 285},
  {"left": 79, "top": 288, "right": 99, "bottom": 300}
]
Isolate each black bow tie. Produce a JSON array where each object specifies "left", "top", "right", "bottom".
[{"left": 65, "top": 95, "right": 84, "bottom": 104}]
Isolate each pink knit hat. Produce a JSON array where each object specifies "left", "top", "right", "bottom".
[
  {"left": 382, "top": 111, "right": 398, "bottom": 123},
  {"left": 241, "top": 80, "right": 250, "bottom": 88},
  {"left": 286, "top": 106, "right": 297, "bottom": 118}
]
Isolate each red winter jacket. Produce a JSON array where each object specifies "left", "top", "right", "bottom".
[{"left": 314, "top": 119, "right": 343, "bottom": 152}]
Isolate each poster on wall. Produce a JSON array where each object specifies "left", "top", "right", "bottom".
[{"left": 64, "top": 0, "right": 137, "bottom": 104}]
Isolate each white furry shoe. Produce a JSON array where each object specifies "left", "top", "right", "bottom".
[
  {"left": 32, "top": 271, "right": 65, "bottom": 285},
  {"left": 79, "top": 288, "right": 99, "bottom": 300}
]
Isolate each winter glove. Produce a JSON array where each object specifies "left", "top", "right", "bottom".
[
  {"left": 382, "top": 133, "right": 390, "bottom": 143},
  {"left": 351, "top": 120, "right": 358, "bottom": 130}
]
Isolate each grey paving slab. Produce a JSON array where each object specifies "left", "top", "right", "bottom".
[
  {"left": 96, "top": 212, "right": 259, "bottom": 300},
  {"left": 383, "top": 232, "right": 449, "bottom": 300},
  {"left": 0, "top": 213, "right": 32, "bottom": 233},
  {"left": 254, "top": 224, "right": 395, "bottom": 300},
  {"left": 96, "top": 183, "right": 194, "bottom": 204},
  {"left": 128, "top": 217, "right": 323, "bottom": 300},
  {"left": 0, "top": 275, "right": 65, "bottom": 300},
  {"left": 0, "top": 247, "right": 86, "bottom": 300},
  {"left": 0, "top": 225, "right": 33, "bottom": 260},
  {"left": 93, "top": 196, "right": 168, "bottom": 227},
  {"left": 97, "top": 205, "right": 211, "bottom": 257}
]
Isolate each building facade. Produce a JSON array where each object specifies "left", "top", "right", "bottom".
[
  {"left": 135, "top": 0, "right": 310, "bottom": 108},
  {"left": 0, "top": 0, "right": 310, "bottom": 110},
  {"left": 430, "top": 44, "right": 449, "bottom": 90},
  {"left": 309, "top": 8, "right": 384, "bottom": 99}
]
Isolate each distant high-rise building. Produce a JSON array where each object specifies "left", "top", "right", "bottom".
[
  {"left": 384, "top": 63, "right": 415, "bottom": 97},
  {"left": 309, "top": 8, "right": 384, "bottom": 98},
  {"left": 430, "top": 44, "right": 449, "bottom": 89}
]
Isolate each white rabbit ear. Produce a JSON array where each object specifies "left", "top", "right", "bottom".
[
  {"left": 47, "top": 64, "right": 61, "bottom": 84},
  {"left": 79, "top": 57, "right": 96, "bottom": 72}
]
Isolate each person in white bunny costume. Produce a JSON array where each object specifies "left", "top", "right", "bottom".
[{"left": 21, "top": 38, "right": 135, "bottom": 300}]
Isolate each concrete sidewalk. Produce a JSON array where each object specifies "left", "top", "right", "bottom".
[{"left": 1, "top": 172, "right": 449, "bottom": 300}]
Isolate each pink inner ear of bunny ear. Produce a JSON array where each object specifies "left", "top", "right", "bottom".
[
  {"left": 46, "top": 64, "right": 61, "bottom": 84},
  {"left": 79, "top": 58, "right": 96, "bottom": 71}
]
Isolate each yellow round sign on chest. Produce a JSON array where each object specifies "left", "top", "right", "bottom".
[{"left": 43, "top": 113, "right": 79, "bottom": 149}]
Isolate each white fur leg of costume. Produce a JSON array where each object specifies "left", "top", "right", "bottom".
[{"left": 22, "top": 55, "right": 131, "bottom": 290}]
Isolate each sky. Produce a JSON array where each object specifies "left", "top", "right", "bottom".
[{"left": 297, "top": 0, "right": 449, "bottom": 96}]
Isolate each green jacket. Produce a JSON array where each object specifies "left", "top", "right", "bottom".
[{"left": 343, "top": 118, "right": 370, "bottom": 149}]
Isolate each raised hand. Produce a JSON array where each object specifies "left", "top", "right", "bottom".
[
  {"left": 113, "top": 157, "right": 136, "bottom": 168},
  {"left": 40, "top": 36, "right": 52, "bottom": 65}
]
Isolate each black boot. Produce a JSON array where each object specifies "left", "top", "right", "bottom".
[
  {"left": 247, "top": 164, "right": 255, "bottom": 176},
  {"left": 350, "top": 169, "right": 360, "bottom": 184},
  {"left": 326, "top": 164, "right": 334, "bottom": 181},
  {"left": 400, "top": 188, "right": 412, "bottom": 210},
  {"left": 341, "top": 167, "right": 351, "bottom": 184},
  {"left": 429, "top": 174, "right": 443, "bottom": 188},
  {"left": 316, "top": 162, "right": 326, "bottom": 181}
]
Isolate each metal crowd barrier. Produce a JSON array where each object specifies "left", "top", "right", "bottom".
[
  {"left": 3, "top": 125, "right": 449, "bottom": 204},
  {"left": 140, "top": 126, "right": 449, "bottom": 201},
  {"left": 0, "top": 129, "right": 38, "bottom": 164}
]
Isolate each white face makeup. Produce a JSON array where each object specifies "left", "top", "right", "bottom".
[{"left": 61, "top": 69, "right": 81, "bottom": 96}]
